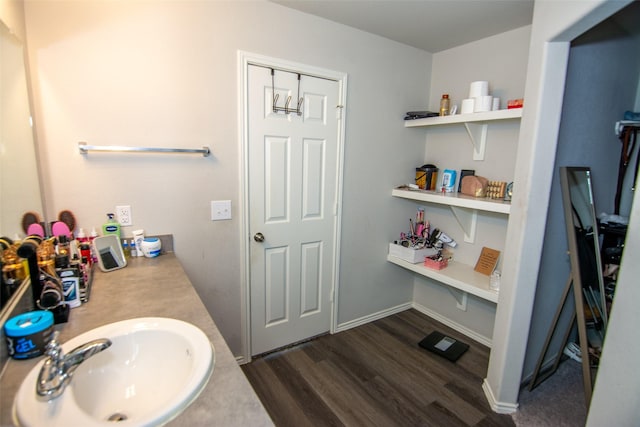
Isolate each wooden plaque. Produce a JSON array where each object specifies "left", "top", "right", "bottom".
[{"left": 474, "top": 247, "right": 501, "bottom": 276}]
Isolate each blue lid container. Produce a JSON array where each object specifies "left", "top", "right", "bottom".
[
  {"left": 4, "top": 310, "right": 54, "bottom": 359},
  {"left": 141, "top": 237, "right": 161, "bottom": 258}
]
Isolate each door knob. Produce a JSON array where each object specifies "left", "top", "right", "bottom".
[{"left": 254, "top": 232, "right": 265, "bottom": 242}]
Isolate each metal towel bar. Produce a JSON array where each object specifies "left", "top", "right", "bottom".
[{"left": 78, "top": 142, "right": 210, "bottom": 157}]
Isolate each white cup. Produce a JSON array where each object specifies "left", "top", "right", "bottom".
[
  {"left": 474, "top": 95, "right": 493, "bottom": 112},
  {"left": 492, "top": 97, "right": 500, "bottom": 111},
  {"left": 461, "top": 98, "right": 475, "bottom": 114}
]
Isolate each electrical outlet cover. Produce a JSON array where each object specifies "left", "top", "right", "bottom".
[{"left": 116, "top": 205, "right": 132, "bottom": 226}]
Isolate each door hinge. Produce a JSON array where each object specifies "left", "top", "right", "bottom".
[{"left": 336, "top": 105, "right": 344, "bottom": 119}]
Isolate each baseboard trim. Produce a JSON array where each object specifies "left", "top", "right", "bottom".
[
  {"left": 241, "top": 302, "right": 494, "bottom": 365},
  {"left": 334, "top": 302, "right": 413, "bottom": 333},
  {"left": 482, "top": 379, "right": 519, "bottom": 414},
  {"left": 334, "top": 302, "right": 493, "bottom": 348},
  {"left": 411, "top": 302, "right": 493, "bottom": 348},
  {"left": 240, "top": 303, "right": 412, "bottom": 364}
]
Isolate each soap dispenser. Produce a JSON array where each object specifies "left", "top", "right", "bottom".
[{"left": 102, "top": 213, "right": 121, "bottom": 239}]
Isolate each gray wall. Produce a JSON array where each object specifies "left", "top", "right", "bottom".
[
  {"left": 522, "top": 14, "right": 640, "bottom": 381},
  {"left": 413, "top": 26, "right": 531, "bottom": 344},
  {"left": 23, "top": 0, "right": 431, "bottom": 357}
]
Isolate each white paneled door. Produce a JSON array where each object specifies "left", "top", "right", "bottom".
[{"left": 248, "top": 64, "right": 340, "bottom": 356}]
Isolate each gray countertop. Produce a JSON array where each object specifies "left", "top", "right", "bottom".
[{"left": 0, "top": 254, "right": 273, "bottom": 427}]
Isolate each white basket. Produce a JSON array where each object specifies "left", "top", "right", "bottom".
[{"left": 388, "top": 243, "right": 437, "bottom": 263}]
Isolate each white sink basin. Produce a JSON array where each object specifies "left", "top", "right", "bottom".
[{"left": 14, "top": 317, "right": 215, "bottom": 427}]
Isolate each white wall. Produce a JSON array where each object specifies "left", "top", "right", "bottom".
[
  {"left": 23, "top": 0, "right": 431, "bottom": 356},
  {"left": 0, "top": 0, "right": 26, "bottom": 39},
  {"left": 412, "top": 26, "right": 531, "bottom": 344},
  {"left": 587, "top": 175, "right": 640, "bottom": 425}
]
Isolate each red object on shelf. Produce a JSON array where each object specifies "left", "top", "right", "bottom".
[
  {"left": 424, "top": 256, "right": 448, "bottom": 270},
  {"left": 507, "top": 99, "right": 524, "bottom": 109}
]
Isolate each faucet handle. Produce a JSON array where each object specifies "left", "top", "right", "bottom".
[{"left": 45, "top": 331, "right": 62, "bottom": 360}]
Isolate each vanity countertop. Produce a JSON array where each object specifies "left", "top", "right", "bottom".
[{"left": 0, "top": 254, "right": 274, "bottom": 427}]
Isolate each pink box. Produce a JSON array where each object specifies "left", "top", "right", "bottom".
[{"left": 424, "top": 256, "right": 448, "bottom": 270}]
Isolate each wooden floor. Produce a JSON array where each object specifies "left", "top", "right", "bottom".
[{"left": 242, "top": 309, "right": 515, "bottom": 427}]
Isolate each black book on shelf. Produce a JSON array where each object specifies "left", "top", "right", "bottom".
[
  {"left": 419, "top": 331, "right": 469, "bottom": 362},
  {"left": 404, "top": 111, "right": 439, "bottom": 120}
]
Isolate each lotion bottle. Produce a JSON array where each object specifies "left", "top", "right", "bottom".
[
  {"left": 102, "top": 213, "right": 121, "bottom": 239},
  {"left": 132, "top": 229, "right": 145, "bottom": 257}
]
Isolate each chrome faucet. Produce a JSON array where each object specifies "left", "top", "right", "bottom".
[{"left": 36, "top": 331, "right": 112, "bottom": 401}]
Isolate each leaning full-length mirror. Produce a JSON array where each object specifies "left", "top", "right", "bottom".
[
  {"left": 0, "top": 17, "right": 44, "bottom": 314},
  {"left": 559, "top": 166, "right": 608, "bottom": 405}
]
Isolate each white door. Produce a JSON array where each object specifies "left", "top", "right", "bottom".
[{"left": 248, "top": 64, "right": 341, "bottom": 356}]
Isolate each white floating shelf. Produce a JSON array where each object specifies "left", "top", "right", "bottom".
[
  {"left": 404, "top": 108, "right": 523, "bottom": 160},
  {"left": 392, "top": 188, "right": 511, "bottom": 215},
  {"left": 404, "top": 108, "right": 523, "bottom": 128},
  {"left": 387, "top": 255, "right": 498, "bottom": 304}
]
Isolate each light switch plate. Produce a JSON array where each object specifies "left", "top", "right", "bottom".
[{"left": 211, "top": 200, "right": 231, "bottom": 221}]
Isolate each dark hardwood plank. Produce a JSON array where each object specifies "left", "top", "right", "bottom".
[
  {"left": 350, "top": 323, "right": 488, "bottom": 425},
  {"left": 303, "top": 334, "right": 439, "bottom": 426},
  {"left": 241, "top": 357, "right": 321, "bottom": 427},
  {"left": 242, "top": 309, "right": 515, "bottom": 427}
]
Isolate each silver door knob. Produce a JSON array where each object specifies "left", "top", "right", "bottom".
[{"left": 254, "top": 232, "right": 265, "bottom": 242}]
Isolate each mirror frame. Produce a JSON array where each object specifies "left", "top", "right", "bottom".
[
  {"left": 93, "top": 235, "right": 127, "bottom": 272},
  {"left": 559, "top": 166, "right": 608, "bottom": 405}
]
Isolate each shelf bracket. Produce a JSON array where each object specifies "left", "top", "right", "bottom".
[
  {"left": 450, "top": 206, "right": 477, "bottom": 243},
  {"left": 463, "top": 122, "right": 488, "bottom": 160},
  {"left": 447, "top": 288, "right": 468, "bottom": 311}
]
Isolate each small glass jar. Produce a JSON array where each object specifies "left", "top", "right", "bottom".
[
  {"left": 490, "top": 270, "right": 501, "bottom": 291},
  {"left": 439, "top": 94, "right": 450, "bottom": 116}
]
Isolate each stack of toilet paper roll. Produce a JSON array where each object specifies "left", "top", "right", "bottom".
[{"left": 460, "top": 81, "right": 500, "bottom": 114}]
